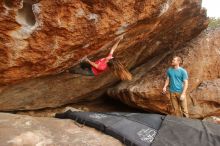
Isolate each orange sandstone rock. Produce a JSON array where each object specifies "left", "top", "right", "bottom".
[{"left": 0, "top": 0, "right": 208, "bottom": 111}]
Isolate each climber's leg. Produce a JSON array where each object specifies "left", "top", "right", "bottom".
[{"left": 68, "top": 61, "right": 94, "bottom": 76}]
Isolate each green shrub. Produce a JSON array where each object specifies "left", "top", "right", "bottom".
[{"left": 208, "top": 17, "right": 220, "bottom": 28}]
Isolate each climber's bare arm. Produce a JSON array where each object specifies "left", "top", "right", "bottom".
[
  {"left": 83, "top": 34, "right": 124, "bottom": 68},
  {"left": 85, "top": 58, "right": 98, "bottom": 69},
  {"left": 110, "top": 35, "right": 124, "bottom": 55}
]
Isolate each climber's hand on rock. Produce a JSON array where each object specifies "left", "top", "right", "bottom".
[
  {"left": 162, "top": 87, "right": 167, "bottom": 94},
  {"left": 180, "top": 93, "right": 186, "bottom": 101},
  {"left": 84, "top": 57, "right": 90, "bottom": 62},
  {"left": 119, "top": 34, "right": 124, "bottom": 40},
  {"left": 115, "top": 34, "right": 124, "bottom": 41}
]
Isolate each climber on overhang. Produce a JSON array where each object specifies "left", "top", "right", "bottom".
[{"left": 68, "top": 34, "right": 132, "bottom": 80}]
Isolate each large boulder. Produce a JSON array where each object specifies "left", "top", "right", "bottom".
[
  {"left": 0, "top": 0, "right": 208, "bottom": 111},
  {"left": 189, "top": 79, "right": 220, "bottom": 118},
  {"left": 108, "top": 28, "right": 220, "bottom": 118},
  {"left": 0, "top": 112, "right": 122, "bottom": 146},
  {"left": 0, "top": 72, "right": 118, "bottom": 111}
]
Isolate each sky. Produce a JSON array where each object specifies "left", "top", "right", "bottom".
[{"left": 202, "top": 0, "right": 220, "bottom": 18}]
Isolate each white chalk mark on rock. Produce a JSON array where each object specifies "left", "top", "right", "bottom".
[
  {"left": 159, "top": 0, "right": 173, "bottom": 16},
  {"left": 83, "top": 43, "right": 90, "bottom": 48},
  {"left": 75, "top": 8, "right": 86, "bottom": 18},
  {"left": 87, "top": 13, "right": 99, "bottom": 23}
]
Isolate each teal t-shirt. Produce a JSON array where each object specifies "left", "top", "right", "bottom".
[{"left": 166, "top": 67, "right": 188, "bottom": 93}]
